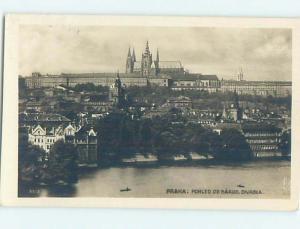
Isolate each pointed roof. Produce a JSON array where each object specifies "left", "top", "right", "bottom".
[
  {"left": 75, "top": 125, "right": 97, "bottom": 139},
  {"left": 88, "top": 128, "right": 97, "bottom": 136},
  {"left": 65, "top": 123, "right": 76, "bottom": 132},
  {"left": 156, "top": 48, "right": 159, "bottom": 62},
  {"left": 132, "top": 48, "right": 136, "bottom": 62},
  {"left": 158, "top": 61, "right": 182, "bottom": 69},
  {"left": 145, "top": 41, "right": 150, "bottom": 54},
  {"left": 31, "top": 124, "right": 46, "bottom": 135},
  {"left": 127, "top": 47, "right": 131, "bottom": 58}
]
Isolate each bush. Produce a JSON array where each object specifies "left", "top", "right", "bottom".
[{"left": 47, "top": 140, "right": 78, "bottom": 185}]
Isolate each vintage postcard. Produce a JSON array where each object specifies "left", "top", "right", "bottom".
[{"left": 1, "top": 14, "right": 299, "bottom": 210}]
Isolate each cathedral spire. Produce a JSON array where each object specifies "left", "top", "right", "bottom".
[
  {"left": 237, "top": 67, "right": 244, "bottom": 81},
  {"left": 127, "top": 47, "right": 131, "bottom": 58},
  {"left": 156, "top": 48, "right": 159, "bottom": 62},
  {"left": 132, "top": 48, "right": 136, "bottom": 62},
  {"left": 126, "top": 47, "right": 133, "bottom": 73},
  {"left": 145, "top": 40, "right": 150, "bottom": 53}
]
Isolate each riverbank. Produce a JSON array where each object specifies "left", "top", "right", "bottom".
[{"left": 94, "top": 156, "right": 291, "bottom": 169}]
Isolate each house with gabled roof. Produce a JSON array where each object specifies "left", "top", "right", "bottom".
[
  {"left": 75, "top": 126, "right": 98, "bottom": 167},
  {"left": 28, "top": 124, "right": 65, "bottom": 153},
  {"left": 26, "top": 120, "right": 98, "bottom": 167}
]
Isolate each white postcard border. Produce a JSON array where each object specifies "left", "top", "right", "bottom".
[{"left": 1, "top": 14, "right": 299, "bottom": 210}]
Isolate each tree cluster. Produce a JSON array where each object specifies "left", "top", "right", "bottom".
[
  {"left": 19, "top": 131, "right": 78, "bottom": 196},
  {"left": 18, "top": 129, "right": 46, "bottom": 188},
  {"left": 95, "top": 111, "right": 252, "bottom": 162},
  {"left": 72, "top": 83, "right": 109, "bottom": 93}
]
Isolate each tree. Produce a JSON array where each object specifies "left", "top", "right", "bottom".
[
  {"left": 18, "top": 127, "right": 48, "bottom": 196},
  {"left": 218, "top": 128, "right": 252, "bottom": 160},
  {"left": 19, "top": 143, "right": 46, "bottom": 185},
  {"left": 47, "top": 140, "right": 78, "bottom": 185},
  {"left": 138, "top": 119, "right": 153, "bottom": 148},
  {"left": 73, "top": 83, "right": 109, "bottom": 93},
  {"left": 155, "top": 131, "right": 179, "bottom": 159}
]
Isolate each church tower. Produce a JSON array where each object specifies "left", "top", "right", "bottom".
[
  {"left": 111, "top": 72, "right": 126, "bottom": 108},
  {"left": 154, "top": 48, "right": 160, "bottom": 75},
  {"left": 141, "top": 41, "right": 152, "bottom": 77},
  {"left": 125, "top": 47, "right": 134, "bottom": 73},
  {"left": 132, "top": 48, "right": 136, "bottom": 62},
  {"left": 237, "top": 68, "right": 244, "bottom": 81},
  {"left": 233, "top": 90, "right": 242, "bottom": 121}
]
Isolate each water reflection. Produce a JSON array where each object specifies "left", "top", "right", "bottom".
[
  {"left": 18, "top": 160, "right": 291, "bottom": 198},
  {"left": 47, "top": 185, "right": 77, "bottom": 197}
]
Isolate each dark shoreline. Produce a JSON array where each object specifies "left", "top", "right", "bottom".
[{"left": 79, "top": 156, "right": 291, "bottom": 172}]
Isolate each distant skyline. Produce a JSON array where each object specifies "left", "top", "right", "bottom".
[{"left": 19, "top": 25, "right": 292, "bottom": 81}]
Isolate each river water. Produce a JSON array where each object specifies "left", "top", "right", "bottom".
[{"left": 40, "top": 160, "right": 290, "bottom": 199}]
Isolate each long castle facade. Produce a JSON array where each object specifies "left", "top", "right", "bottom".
[{"left": 21, "top": 41, "right": 291, "bottom": 97}]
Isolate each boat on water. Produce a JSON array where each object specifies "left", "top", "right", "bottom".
[
  {"left": 237, "top": 184, "right": 245, "bottom": 188},
  {"left": 120, "top": 187, "right": 131, "bottom": 192}
]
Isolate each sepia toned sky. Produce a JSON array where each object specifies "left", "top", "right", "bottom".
[{"left": 19, "top": 25, "right": 292, "bottom": 81}]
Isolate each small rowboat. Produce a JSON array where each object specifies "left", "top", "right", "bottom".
[{"left": 120, "top": 187, "right": 131, "bottom": 192}]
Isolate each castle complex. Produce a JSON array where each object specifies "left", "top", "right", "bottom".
[
  {"left": 125, "top": 41, "right": 184, "bottom": 76},
  {"left": 21, "top": 41, "right": 292, "bottom": 97}
]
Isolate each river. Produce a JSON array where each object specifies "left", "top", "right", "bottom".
[{"left": 38, "top": 160, "right": 290, "bottom": 199}]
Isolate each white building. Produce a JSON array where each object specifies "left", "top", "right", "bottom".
[{"left": 28, "top": 124, "right": 77, "bottom": 153}]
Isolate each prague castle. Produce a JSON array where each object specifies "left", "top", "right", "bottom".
[
  {"left": 21, "top": 41, "right": 291, "bottom": 97},
  {"left": 125, "top": 41, "right": 184, "bottom": 76},
  {"left": 220, "top": 69, "right": 292, "bottom": 98}
]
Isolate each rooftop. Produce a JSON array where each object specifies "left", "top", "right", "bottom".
[
  {"left": 189, "top": 74, "right": 219, "bottom": 81},
  {"left": 242, "top": 123, "right": 282, "bottom": 133},
  {"left": 61, "top": 72, "right": 142, "bottom": 79},
  {"left": 20, "top": 113, "right": 71, "bottom": 123},
  {"left": 159, "top": 61, "right": 183, "bottom": 69},
  {"left": 172, "top": 73, "right": 219, "bottom": 81},
  {"left": 222, "top": 80, "right": 292, "bottom": 85}
]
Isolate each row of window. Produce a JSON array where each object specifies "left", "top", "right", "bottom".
[
  {"left": 247, "top": 139, "right": 278, "bottom": 143},
  {"left": 244, "top": 133, "right": 280, "bottom": 137},
  {"left": 251, "top": 146, "right": 279, "bottom": 150},
  {"left": 177, "top": 82, "right": 211, "bottom": 87},
  {"left": 34, "top": 138, "right": 55, "bottom": 143}
]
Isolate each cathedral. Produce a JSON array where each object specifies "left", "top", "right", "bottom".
[
  {"left": 125, "top": 41, "right": 185, "bottom": 77},
  {"left": 23, "top": 41, "right": 222, "bottom": 93}
]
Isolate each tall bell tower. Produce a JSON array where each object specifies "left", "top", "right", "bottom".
[
  {"left": 141, "top": 41, "right": 152, "bottom": 77},
  {"left": 125, "top": 47, "right": 134, "bottom": 73}
]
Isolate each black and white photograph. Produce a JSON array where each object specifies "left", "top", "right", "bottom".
[{"left": 1, "top": 15, "right": 299, "bottom": 210}]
